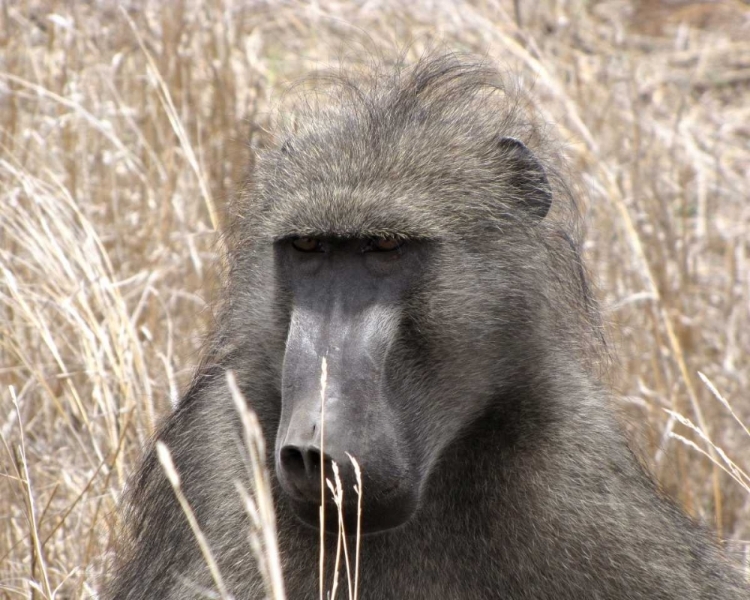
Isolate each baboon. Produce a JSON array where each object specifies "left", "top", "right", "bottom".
[{"left": 105, "top": 55, "right": 749, "bottom": 599}]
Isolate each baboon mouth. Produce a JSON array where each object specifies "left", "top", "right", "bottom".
[{"left": 287, "top": 491, "right": 417, "bottom": 535}]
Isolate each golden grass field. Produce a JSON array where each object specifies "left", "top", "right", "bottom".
[{"left": 1, "top": 0, "right": 749, "bottom": 597}]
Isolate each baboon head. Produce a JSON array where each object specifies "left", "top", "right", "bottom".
[{"left": 227, "top": 56, "right": 585, "bottom": 535}]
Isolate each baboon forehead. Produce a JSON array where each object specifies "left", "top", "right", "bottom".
[
  {"left": 251, "top": 123, "right": 531, "bottom": 240},
  {"left": 252, "top": 175, "right": 460, "bottom": 241}
]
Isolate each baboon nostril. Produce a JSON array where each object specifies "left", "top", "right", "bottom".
[
  {"left": 305, "top": 448, "right": 322, "bottom": 476},
  {"left": 280, "top": 446, "right": 305, "bottom": 480},
  {"left": 280, "top": 445, "right": 324, "bottom": 481},
  {"left": 279, "top": 445, "right": 334, "bottom": 503}
]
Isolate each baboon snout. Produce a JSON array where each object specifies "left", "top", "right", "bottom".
[
  {"left": 275, "top": 376, "right": 419, "bottom": 533},
  {"left": 275, "top": 244, "right": 422, "bottom": 532},
  {"left": 275, "top": 385, "right": 374, "bottom": 508},
  {"left": 275, "top": 401, "right": 416, "bottom": 533},
  {"left": 276, "top": 405, "right": 404, "bottom": 504}
]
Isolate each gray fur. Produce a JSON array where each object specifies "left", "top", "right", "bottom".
[{"left": 104, "top": 55, "right": 749, "bottom": 599}]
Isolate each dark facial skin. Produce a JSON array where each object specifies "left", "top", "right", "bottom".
[{"left": 274, "top": 235, "right": 424, "bottom": 533}]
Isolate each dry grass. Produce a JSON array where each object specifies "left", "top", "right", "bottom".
[{"left": 1, "top": 0, "right": 749, "bottom": 596}]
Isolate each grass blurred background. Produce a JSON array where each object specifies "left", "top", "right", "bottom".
[{"left": 1, "top": 0, "right": 749, "bottom": 596}]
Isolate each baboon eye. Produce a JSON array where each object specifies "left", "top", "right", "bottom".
[
  {"left": 366, "top": 237, "right": 402, "bottom": 252},
  {"left": 291, "top": 237, "right": 323, "bottom": 252}
]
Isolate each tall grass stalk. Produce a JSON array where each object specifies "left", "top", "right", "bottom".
[
  {"left": 319, "top": 358, "right": 328, "bottom": 600},
  {"left": 227, "top": 372, "right": 287, "bottom": 600},
  {"left": 156, "top": 442, "right": 232, "bottom": 600}
]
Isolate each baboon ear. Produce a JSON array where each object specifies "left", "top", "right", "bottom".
[{"left": 497, "top": 137, "right": 552, "bottom": 220}]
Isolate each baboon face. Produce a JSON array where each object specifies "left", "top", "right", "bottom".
[
  {"left": 274, "top": 235, "right": 428, "bottom": 533},
  {"left": 243, "top": 71, "right": 555, "bottom": 534}
]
